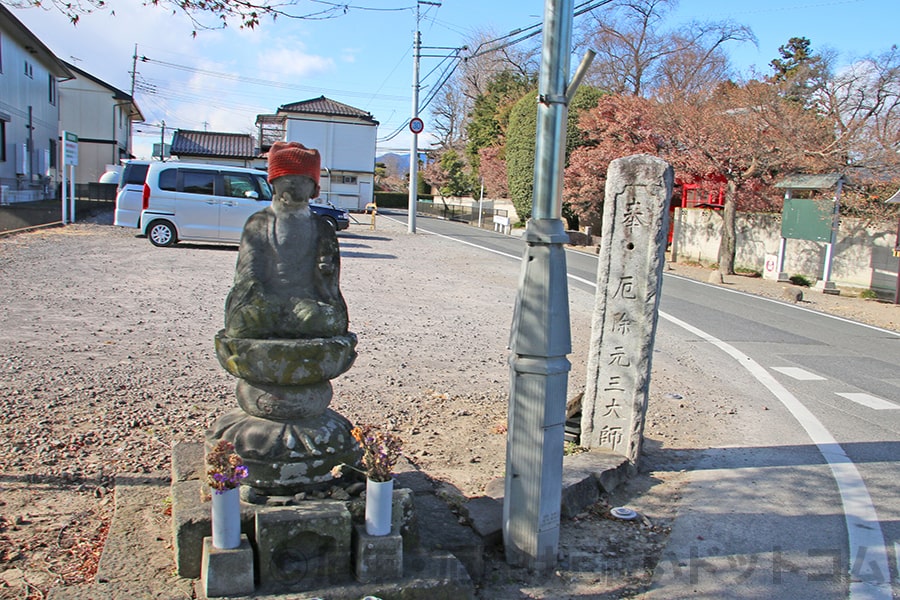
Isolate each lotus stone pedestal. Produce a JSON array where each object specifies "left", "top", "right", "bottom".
[{"left": 208, "top": 332, "right": 360, "bottom": 497}]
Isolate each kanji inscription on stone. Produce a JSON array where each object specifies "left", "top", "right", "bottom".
[{"left": 581, "top": 155, "right": 673, "bottom": 464}]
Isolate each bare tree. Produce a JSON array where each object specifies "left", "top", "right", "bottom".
[
  {"left": 814, "top": 46, "right": 900, "bottom": 180},
  {"left": 426, "top": 28, "right": 539, "bottom": 193},
  {"left": 430, "top": 85, "right": 470, "bottom": 151},
  {"left": 579, "top": 0, "right": 755, "bottom": 98},
  {"left": 458, "top": 29, "right": 539, "bottom": 101},
  {"left": 6, "top": 0, "right": 402, "bottom": 33},
  {"left": 428, "top": 29, "right": 538, "bottom": 151},
  {"left": 655, "top": 31, "right": 740, "bottom": 102}
]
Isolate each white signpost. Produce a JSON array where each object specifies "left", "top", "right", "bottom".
[{"left": 61, "top": 131, "right": 78, "bottom": 224}]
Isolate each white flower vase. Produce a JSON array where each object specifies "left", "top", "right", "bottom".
[
  {"left": 365, "top": 478, "right": 393, "bottom": 536},
  {"left": 211, "top": 487, "right": 241, "bottom": 549}
]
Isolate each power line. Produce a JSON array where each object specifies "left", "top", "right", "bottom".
[
  {"left": 307, "top": 0, "right": 415, "bottom": 12},
  {"left": 380, "top": 1, "right": 608, "bottom": 143},
  {"left": 466, "top": 0, "right": 614, "bottom": 59},
  {"left": 138, "top": 56, "right": 409, "bottom": 102}
]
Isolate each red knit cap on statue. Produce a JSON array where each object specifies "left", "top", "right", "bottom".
[{"left": 267, "top": 141, "right": 321, "bottom": 185}]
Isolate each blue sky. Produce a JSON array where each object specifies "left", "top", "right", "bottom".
[{"left": 10, "top": 0, "right": 898, "bottom": 160}]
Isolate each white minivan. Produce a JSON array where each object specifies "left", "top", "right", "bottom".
[
  {"left": 113, "top": 160, "right": 153, "bottom": 228},
  {"left": 139, "top": 162, "right": 273, "bottom": 247}
]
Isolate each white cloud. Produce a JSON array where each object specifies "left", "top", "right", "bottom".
[
  {"left": 256, "top": 46, "right": 335, "bottom": 78},
  {"left": 341, "top": 47, "right": 360, "bottom": 64}
]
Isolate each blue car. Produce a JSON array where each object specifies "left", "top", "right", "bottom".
[{"left": 310, "top": 201, "right": 351, "bottom": 231}]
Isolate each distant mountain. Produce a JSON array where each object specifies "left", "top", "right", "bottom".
[{"left": 376, "top": 153, "right": 410, "bottom": 179}]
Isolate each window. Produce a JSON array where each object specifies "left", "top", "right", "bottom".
[
  {"left": 159, "top": 168, "right": 177, "bottom": 191},
  {"left": 181, "top": 171, "right": 215, "bottom": 195},
  {"left": 223, "top": 173, "right": 256, "bottom": 198},
  {"left": 0, "top": 32, "right": 4, "bottom": 74},
  {"left": 342, "top": 175, "right": 357, "bottom": 184},
  {"left": 48, "top": 74, "right": 57, "bottom": 105},
  {"left": 0, "top": 121, "right": 6, "bottom": 162},
  {"left": 123, "top": 163, "right": 150, "bottom": 186},
  {"left": 253, "top": 175, "right": 272, "bottom": 200},
  {"left": 49, "top": 138, "right": 57, "bottom": 169},
  {"left": 24, "top": 60, "right": 33, "bottom": 78}
]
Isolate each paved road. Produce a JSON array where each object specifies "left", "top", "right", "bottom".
[{"left": 385, "top": 211, "right": 900, "bottom": 599}]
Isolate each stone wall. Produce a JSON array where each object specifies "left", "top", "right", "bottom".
[
  {"left": 437, "top": 196, "right": 521, "bottom": 225},
  {"left": 672, "top": 208, "right": 899, "bottom": 292}
]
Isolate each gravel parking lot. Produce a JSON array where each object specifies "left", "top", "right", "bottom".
[{"left": 1, "top": 210, "right": 896, "bottom": 598}]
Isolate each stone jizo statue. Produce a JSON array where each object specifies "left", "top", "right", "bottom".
[
  {"left": 209, "top": 141, "right": 360, "bottom": 497},
  {"left": 224, "top": 141, "right": 348, "bottom": 339}
]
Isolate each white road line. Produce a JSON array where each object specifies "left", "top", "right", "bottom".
[
  {"left": 772, "top": 366, "right": 827, "bottom": 381},
  {"left": 664, "top": 272, "right": 900, "bottom": 338},
  {"left": 660, "top": 312, "right": 892, "bottom": 599},
  {"left": 836, "top": 393, "right": 900, "bottom": 411},
  {"left": 405, "top": 220, "right": 894, "bottom": 598}
]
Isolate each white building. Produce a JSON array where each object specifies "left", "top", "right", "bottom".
[
  {"left": 59, "top": 61, "right": 143, "bottom": 184},
  {"left": 0, "top": 5, "right": 73, "bottom": 202},
  {"left": 257, "top": 96, "right": 378, "bottom": 211}
]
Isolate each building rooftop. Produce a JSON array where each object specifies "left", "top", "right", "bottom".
[
  {"left": 278, "top": 96, "right": 378, "bottom": 124},
  {"left": 170, "top": 130, "right": 258, "bottom": 159},
  {"left": 775, "top": 173, "right": 846, "bottom": 190}
]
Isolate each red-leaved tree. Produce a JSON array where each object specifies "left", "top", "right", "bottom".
[
  {"left": 657, "top": 80, "right": 835, "bottom": 273},
  {"left": 479, "top": 146, "right": 508, "bottom": 198},
  {"left": 564, "top": 94, "right": 669, "bottom": 228}
]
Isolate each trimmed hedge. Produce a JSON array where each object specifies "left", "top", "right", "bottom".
[{"left": 374, "top": 191, "right": 435, "bottom": 208}]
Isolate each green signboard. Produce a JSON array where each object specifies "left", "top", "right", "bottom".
[
  {"left": 781, "top": 198, "right": 834, "bottom": 242},
  {"left": 63, "top": 131, "right": 78, "bottom": 166}
]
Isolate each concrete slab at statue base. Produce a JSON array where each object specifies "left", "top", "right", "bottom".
[
  {"left": 413, "top": 493, "right": 484, "bottom": 581},
  {"left": 474, "top": 449, "right": 630, "bottom": 544},
  {"left": 197, "top": 550, "right": 474, "bottom": 600},
  {"left": 255, "top": 502, "right": 352, "bottom": 592},
  {"left": 46, "top": 472, "right": 195, "bottom": 600},
  {"left": 201, "top": 535, "right": 254, "bottom": 597},
  {"left": 353, "top": 523, "right": 403, "bottom": 583}
]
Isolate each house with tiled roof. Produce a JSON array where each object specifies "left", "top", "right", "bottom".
[
  {"left": 256, "top": 96, "right": 379, "bottom": 211},
  {"left": 170, "top": 129, "right": 265, "bottom": 169}
]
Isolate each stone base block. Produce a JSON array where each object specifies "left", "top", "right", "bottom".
[
  {"left": 460, "top": 496, "right": 503, "bottom": 546},
  {"left": 172, "top": 479, "right": 209, "bottom": 579},
  {"left": 353, "top": 523, "right": 403, "bottom": 583},
  {"left": 255, "top": 501, "right": 351, "bottom": 591},
  {"left": 201, "top": 535, "right": 254, "bottom": 597},
  {"left": 560, "top": 466, "right": 600, "bottom": 518},
  {"left": 413, "top": 494, "right": 484, "bottom": 581}
]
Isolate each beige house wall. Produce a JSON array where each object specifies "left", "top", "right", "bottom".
[{"left": 673, "top": 208, "right": 899, "bottom": 293}]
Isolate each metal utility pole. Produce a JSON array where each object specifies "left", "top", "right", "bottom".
[
  {"left": 130, "top": 45, "right": 138, "bottom": 100},
  {"left": 407, "top": 0, "right": 440, "bottom": 234},
  {"left": 408, "top": 21, "right": 420, "bottom": 234},
  {"left": 504, "top": 0, "right": 591, "bottom": 571}
]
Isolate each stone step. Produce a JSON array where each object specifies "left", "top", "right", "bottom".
[
  {"left": 47, "top": 472, "right": 195, "bottom": 600},
  {"left": 468, "top": 448, "right": 629, "bottom": 545},
  {"left": 48, "top": 445, "right": 628, "bottom": 599}
]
